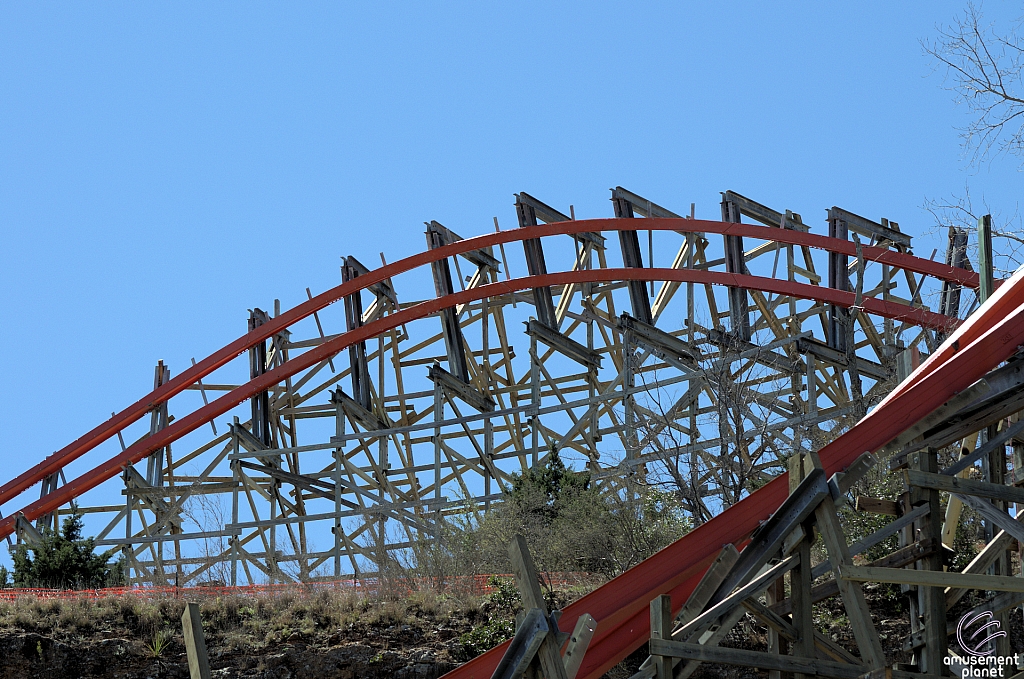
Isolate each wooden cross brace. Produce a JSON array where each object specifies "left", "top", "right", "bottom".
[{"left": 490, "top": 535, "right": 596, "bottom": 679}]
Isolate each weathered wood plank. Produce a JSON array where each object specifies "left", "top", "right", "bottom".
[
  {"left": 508, "top": 535, "right": 568, "bottom": 679},
  {"left": 855, "top": 496, "right": 900, "bottom": 516},
  {"left": 562, "top": 613, "right": 595, "bottom": 679},
  {"left": 181, "top": 602, "right": 211, "bottom": 679},
  {"left": 946, "top": 507, "right": 1024, "bottom": 607},
  {"left": 906, "top": 468, "right": 1024, "bottom": 505},
  {"left": 650, "top": 596, "right": 673, "bottom": 679},
  {"left": 814, "top": 491, "right": 886, "bottom": 670},
  {"left": 844, "top": 565, "right": 1024, "bottom": 592},
  {"left": 648, "top": 638, "right": 866, "bottom": 679},
  {"left": 771, "top": 538, "right": 940, "bottom": 616},
  {"left": 675, "top": 556, "right": 796, "bottom": 640},
  {"left": 677, "top": 544, "right": 740, "bottom": 626}
]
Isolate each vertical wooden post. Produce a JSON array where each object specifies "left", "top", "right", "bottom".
[
  {"left": 181, "top": 602, "right": 211, "bottom": 679},
  {"left": 1015, "top": 425, "right": 1024, "bottom": 671},
  {"left": 978, "top": 214, "right": 994, "bottom": 303},
  {"left": 788, "top": 454, "right": 814, "bottom": 679},
  {"left": 986, "top": 421, "right": 1013, "bottom": 659},
  {"left": 909, "top": 450, "right": 947, "bottom": 674},
  {"left": 808, "top": 452, "right": 886, "bottom": 671},
  {"left": 766, "top": 576, "right": 787, "bottom": 679},
  {"left": 650, "top": 595, "right": 673, "bottom": 679}
]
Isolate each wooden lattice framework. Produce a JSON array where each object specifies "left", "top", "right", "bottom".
[
  {"left": 6, "top": 187, "right": 976, "bottom": 591},
  {"left": 636, "top": 357, "right": 1024, "bottom": 679}
]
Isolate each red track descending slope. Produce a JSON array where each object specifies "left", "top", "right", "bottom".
[
  {"left": 440, "top": 267, "right": 1024, "bottom": 679},
  {"left": 0, "top": 218, "right": 976, "bottom": 515}
]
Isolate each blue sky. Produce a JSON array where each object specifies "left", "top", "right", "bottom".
[{"left": 1, "top": 2, "right": 1020, "bottom": 523}]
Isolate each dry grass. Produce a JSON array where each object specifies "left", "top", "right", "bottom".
[
  {"left": 0, "top": 585, "right": 492, "bottom": 651},
  {"left": 0, "top": 576, "right": 609, "bottom": 678}
]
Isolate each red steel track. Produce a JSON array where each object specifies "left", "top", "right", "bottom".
[
  {"left": 0, "top": 265, "right": 958, "bottom": 540},
  {"left": 0, "top": 217, "right": 994, "bottom": 677},
  {"left": 0, "top": 219, "right": 978, "bottom": 516},
  {"left": 441, "top": 266, "right": 1024, "bottom": 679}
]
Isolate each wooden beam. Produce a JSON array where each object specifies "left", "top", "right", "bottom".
[
  {"left": 677, "top": 544, "right": 740, "bottom": 625},
  {"left": 953, "top": 491, "right": 1024, "bottom": 545},
  {"left": 181, "top": 602, "right": 211, "bottom": 679},
  {"left": 979, "top": 214, "right": 994, "bottom": 302},
  {"left": 675, "top": 556, "right": 796, "bottom": 640},
  {"left": 650, "top": 638, "right": 945, "bottom": 679},
  {"left": 881, "top": 379, "right": 992, "bottom": 461},
  {"left": 813, "top": 505, "right": 930, "bottom": 579},
  {"left": 946, "top": 507, "right": 1023, "bottom": 607},
  {"left": 814, "top": 489, "right": 886, "bottom": 670},
  {"left": 650, "top": 595, "right": 673, "bottom": 679},
  {"left": 492, "top": 608, "right": 549, "bottom": 679},
  {"left": 676, "top": 607, "right": 747, "bottom": 679},
  {"left": 789, "top": 456, "right": 815, "bottom": 679},
  {"left": 833, "top": 452, "right": 879, "bottom": 498},
  {"left": 905, "top": 469, "right": 1024, "bottom": 506},
  {"left": 859, "top": 669, "right": 893, "bottom": 679},
  {"left": 909, "top": 450, "right": 946, "bottom": 675},
  {"left": 855, "top": 496, "right": 900, "bottom": 516},
  {"left": 562, "top": 614, "right": 596, "bottom": 679},
  {"left": 705, "top": 468, "right": 828, "bottom": 609},
  {"left": 508, "top": 535, "right": 568, "bottom": 679},
  {"left": 844, "top": 565, "right": 1024, "bottom": 593},
  {"left": 648, "top": 638, "right": 866, "bottom": 679},
  {"left": 633, "top": 545, "right": 741, "bottom": 679},
  {"left": 771, "top": 538, "right": 941, "bottom": 616}
]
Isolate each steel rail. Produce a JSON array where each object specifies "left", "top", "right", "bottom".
[
  {"left": 0, "top": 265, "right": 958, "bottom": 538},
  {"left": 441, "top": 270, "right": 1024, "bottom": 679}
]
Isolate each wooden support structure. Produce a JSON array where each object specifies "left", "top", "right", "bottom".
[
  {"left": 491, "top": 535, "right": 595, "bottom": 679},
  {"left": 720, "top": 193, "right": 751, "bottom": 341},
  {"left": 2, "top": 186, "right": 981, "bottom": 599},
  {"left": 516, "top": 192, "right": 561, "bottom": 330},
  {"left": 633, "top": 429, "right": 1024, "bottom": 679},
  {"left": 181, "top": 601, "right": 211, "bottom": 679}
]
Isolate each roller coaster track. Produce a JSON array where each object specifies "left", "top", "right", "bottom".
[
  {"left": 1, "top": 188, "right": 1002, "bottom": 677},
  {"left": 0, "top": 216, "right": 974, "bottom": 533},
  {"left": 443, "top": 265, "right": 1024, "bottom": 679}
]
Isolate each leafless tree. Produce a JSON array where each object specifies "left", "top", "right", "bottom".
[
  {"left": 924, "top": 187, "right": 1024, "bottom": 281},
  {"left": 631, "top": 329, "right": 793, "bottom": 524},
  {"left": 923, "top": 3, "right": 1024, "bottom": 164},
  {"left": 922, "top": 5, "right": 1024, "bottom": 283},
  {"left": 181, "top": 491, "right": 232, "bottom": 585}
]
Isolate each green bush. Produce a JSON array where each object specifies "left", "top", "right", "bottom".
[
  {"left": 10, "top": 509, "right": 124, "bottom": 589},
  {"left": 456, "top": 576, "right": 521, "bottom": 660},
  {"left": 419, "top": 448, "right": 690, "bottom": 581}
]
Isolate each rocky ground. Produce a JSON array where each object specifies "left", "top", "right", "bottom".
[
  {"left": 2, "top": 583, "right": 1023, "bottom": 679},
  {"left": 0, "top": 588, "right": 488, "bottom": 679}
]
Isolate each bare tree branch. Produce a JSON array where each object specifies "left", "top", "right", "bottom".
[
  {"left": 923, "top": 2, "right": 1024, "bottom": 165},
  {"left": 922, "top": 187, "right": 1024, "bottom": 278}
]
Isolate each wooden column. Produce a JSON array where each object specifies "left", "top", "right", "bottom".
[
  {"left": 181, "top": 602, "right": 211, "bottom": 679},
  {"left": 808, "top": 452, "right": 886, "bottom": 671},
  {"left": 908, "top": 450, "right": 947, "bottom": 674},
  {"left": 788, "top": 454, "right": 815, "bottom": 679},
  {"left": 650, "top": 595, "right": 673, "bottom": 679},
  {"left": 978, "top": 214, "right": 994, "bottom": 303}
]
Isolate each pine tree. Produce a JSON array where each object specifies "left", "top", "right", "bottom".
[{"left": 11, "top": 507, "right": 124, "bottom": 589}]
